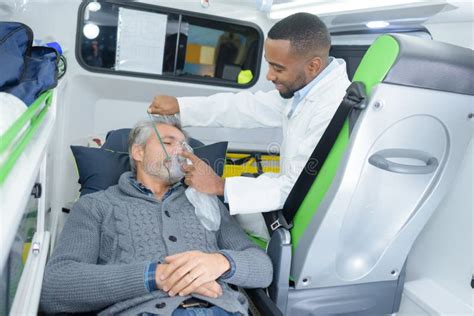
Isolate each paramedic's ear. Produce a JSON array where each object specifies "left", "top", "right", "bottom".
[
  {"left": 148, "top": 95, "right": 180, "bottom": 115},
  {"left": 307, "top": 56, "right": 323, "bottom": 77},
  {"left": 131, "top": 144, "right": 145, "bottom": 165}
]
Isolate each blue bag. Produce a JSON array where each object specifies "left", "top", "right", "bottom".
[{"left": 0, "top": 22, "right": 58, "bottom": 105}]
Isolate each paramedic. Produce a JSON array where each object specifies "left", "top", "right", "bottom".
[{"left": 148, "top": 13, "right": 350, "bottom": 237}]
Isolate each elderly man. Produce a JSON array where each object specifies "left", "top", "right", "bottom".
[{"left": 40, "top": 118, "right": 273, "bottom": 316}]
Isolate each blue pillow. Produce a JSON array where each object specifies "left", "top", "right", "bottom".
[
  {"left": 193, "top": 142, "right": 228, "bottom": 177},
  {"left": 70, "top": 146, "right": 131, "bottom": 196},
  {"left": 71, "top": 141, "right": 228, "bottom": 196},
  {"left": 102, "top": 128, "right": 132, "bottom": 152}
]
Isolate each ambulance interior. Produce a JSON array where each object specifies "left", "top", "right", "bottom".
[{"left": 0, "top": 0, "right": 473, "bottom": 315}]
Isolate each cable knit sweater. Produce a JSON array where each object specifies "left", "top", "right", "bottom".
[{"left": 40, "top": 172, "right": 273, "bottom": 315}]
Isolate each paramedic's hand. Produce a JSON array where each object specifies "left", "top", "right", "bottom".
[
  {"left": 155, "top": 263, "right": 222, "bottom": 298},
  {"left": 159, "top": 251, "right": 230, "bottom": 297},
  {"left": 148, "top": 95, "right": 179, "bottom": 115},
  {"left": 181, "top": 151, "right": 225, "bottom": 196}
]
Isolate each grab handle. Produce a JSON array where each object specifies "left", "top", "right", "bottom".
[{"left": 368, "top": 149, "right": 438, "bottom": 175}]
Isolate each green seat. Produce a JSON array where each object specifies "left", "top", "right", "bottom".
[
  {"left": 248, "top": 33, "right": 473, "bottom": 316},
  {"left": 290, "top": 35, "right": 400, "bottom": 251},
  {"left": 247, "top": 35, "right": 400, "bottom": 252}
]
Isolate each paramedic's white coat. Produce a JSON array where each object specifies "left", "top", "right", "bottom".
[{"left": 179, "top": 59, "right": 350, "bottom": 216}]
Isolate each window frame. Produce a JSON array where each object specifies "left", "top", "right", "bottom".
[
  {"left": 75, "top": 0, "right": 265, "bottom": 88},
  {"left": 330, "top": 26, "right": 432, "bottom": 38}
]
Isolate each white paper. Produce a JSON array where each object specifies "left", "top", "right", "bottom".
[{"left": 116, "top": 8, "right": 168, "bottom": 74}]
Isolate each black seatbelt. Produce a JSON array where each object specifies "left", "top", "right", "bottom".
[{"left": 264, "top": 81, "right": 367, "bottom": 233}]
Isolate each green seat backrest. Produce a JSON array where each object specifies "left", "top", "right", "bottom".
[{"left": 290, "top": 35, "right": 400, "bottom": 251}]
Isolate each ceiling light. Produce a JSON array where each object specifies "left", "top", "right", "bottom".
[
  {"left": 201, "top": 0, "right": 210, "bottom": 8},
  {"left": 366, "top": 21, "right": 390, "bottom": 28},
  {"left": 83, "top": 23, "right": 100, "bottom": 40},
  {"left": 86, "top": 2, "right": 101, "bottom": 12},
  {"left": 256, "top": 0, "right": 273, "bottom": 12}
]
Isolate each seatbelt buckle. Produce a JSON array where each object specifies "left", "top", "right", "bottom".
[
  {"left": 270, "top": 219, "right": 282, "bottom": 231},
  {"left": 264, "top": 210, "right": 293, "bottom": 234},
  {"left": 270, "top": 214, "right": 293, "bottom": 231}
]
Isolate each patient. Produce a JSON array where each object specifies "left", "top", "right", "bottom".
[{"left": 40, "top": 117, "right": 273, "bottom": 315}]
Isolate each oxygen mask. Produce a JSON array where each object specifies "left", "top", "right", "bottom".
[
  {"left": 148, "top": 113, "right": 192, "bottom": 184},
  {"left": 163, "top": 141, "right": 193, "bottom": 184}
]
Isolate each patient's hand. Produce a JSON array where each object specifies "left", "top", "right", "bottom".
[
  {"left": 158, "top": 251, "right": 230, "bottom": 297},
  {"left": 155, "top": 263, "right": 168, "bottom": 290},
  {"left": 155, "top": 263, "right": 222, "bottom": 297},
  {"left": 181, "top": 151, "right": 225, "bottom": 196},
  {"left": 193, "top": 281, "right": 223, "bottom": 298},
  {"left": 148, "top": 95, "right": 179, "bottom": 115}
]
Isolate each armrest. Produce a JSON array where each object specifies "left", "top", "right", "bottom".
[
  {"left": 245, "top": 228, "right": 292, "bottom": 315},
  {"left": 244, "top": 288, "right": 283, "bottom": 316},
  {"left": 267, "top": 228, "right": 291, "bottom": 313}
]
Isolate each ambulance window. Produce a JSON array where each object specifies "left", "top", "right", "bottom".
[
  {"left": 77, "top": 0, "right": 263, "bottom": 88},
  {"left": 329, "top": 45, "right": 369, "bottom": 80}
]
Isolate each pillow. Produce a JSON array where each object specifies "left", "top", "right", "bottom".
[
  {"left": 70, "top": 146, "right": 131, "bottom": 196},
  {"left": 71, "top": 141, "right": 228, "bottom": 196},
  {"left": 192, "top": 141, "right": 228, "bottom": 177},
  {"left": 102, "top": 128, "right": 132, "bottom": 152}
]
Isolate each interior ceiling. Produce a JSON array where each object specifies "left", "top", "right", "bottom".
[
  {"left": 214, "top": 0, "right": 473, "bottom": 24},
  {"left": 272, "top": 0, "right": 312, "bottom": 4},
  {"left": 1, "top": 0, "right": 471, "bottom": 25},
  {"left": 426, "top": 1, "right": 474, "bottom": 23},
  {"left": 321, "top": 3, "right": 449, "bottom": 31}
]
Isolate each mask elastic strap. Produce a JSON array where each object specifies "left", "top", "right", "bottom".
[{"left": 148, "top": 113, "right": 171, "bottom": 161}]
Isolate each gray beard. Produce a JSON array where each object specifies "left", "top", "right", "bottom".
[
  {"left": 143, "top": 161, "right": 171, "bottom": 184},
  {"left": 143, "top": 158, "right": 183, "bottom": 184}
]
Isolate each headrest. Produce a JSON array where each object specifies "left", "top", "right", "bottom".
[
  {"left": 385, "top": 34, "right": 473, "bottom": 96},
  {"left": 353, "top": 34, "right": 474, "bottom": 96}
]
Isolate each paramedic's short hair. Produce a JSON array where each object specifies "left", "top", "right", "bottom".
[
  {"left": 128, "top": 116, "right": 186, "bottom": 173},
  {"left": 268, "top": 12, "right": 331, "bottom": 59}
]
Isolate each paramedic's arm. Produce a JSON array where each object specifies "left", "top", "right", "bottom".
[
  {"left": 40, "top": 196, "right": 163, "bottom": 313},
  {"left": 149, "top": 90, "right": 285, "bottom": 129},
  {"left": 178, "top": 112, "right": 327, "bottom": 212},
  {"left": 226, "top": 113, "right": 331, "bottom": 214}
]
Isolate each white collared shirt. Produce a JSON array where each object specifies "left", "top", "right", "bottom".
[{"left": 287, "top": 57, "right": 337, "bottom": 118}]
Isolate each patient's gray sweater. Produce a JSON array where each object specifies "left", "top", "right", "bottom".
[{"left": 40, "top": 172, "right": 272, "bottom": 315}]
